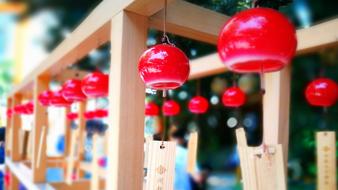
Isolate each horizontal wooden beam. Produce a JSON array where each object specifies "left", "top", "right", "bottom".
[
  {"left": 50, "top": 180, "right": 105, "bottom": 190},
  {"left": 296, "top": 18, "right": 338, "bottom": 54},
  {"left": 0, "top": 3, "right": 26, "bottom": 13},
  {"left": 8, "top": 0, "right": 174, "bottom": 97},
  {"left": 5, "top": 157, "right": 54, "bottom": 190},
  {"left": 189, "top": 18, "right": 338, "bottom": 79},
  {"left": 79, "top": 162, "right": 106, "bottom": 177},
  {"left": 149, "top": 0, "right": 229, "bottom": 44},
  {"left": 189, "top": 53, "right": 225, "bottom": 80}
]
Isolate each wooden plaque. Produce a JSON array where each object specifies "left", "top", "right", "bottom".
[
  {"left": 145, "top": 141, "right": 176, "bottom": 190},
  {"left": 316, "top": 131, "right": 336, "bottom": 190},
  {"left": 236, "top": 128, "right": 286, "bottom": 190},
  {"left": 187, "top": 132, "right": 198, "bottom": 174}
]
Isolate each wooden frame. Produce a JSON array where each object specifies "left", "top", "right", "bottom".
[{"left": 5, "top": 0, "right": 338, "bottom": 189}]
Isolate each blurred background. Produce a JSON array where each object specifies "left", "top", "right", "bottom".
[{"left": 0, "top": 0, "right": 337, "bottom": 189}]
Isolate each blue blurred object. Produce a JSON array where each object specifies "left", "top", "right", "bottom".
[
  {"left": 86, "top": 120, "right": 107, "bottom": 137},
  {"left": 226, "top": 147, "right": 240, "bottom": 169},
  {"left": 19, "top": 183, "right": 27, "bottom": 190},
  {"left": 0, "top": 171, "right": 3, "bottom": 190},
  {"left": 46, "top": 168, "right": 64, "bottom": 182},
  {"left": 56, "top": 135, "right": 65, "bottom": 154},
  {"left": 294, "top": 0, "right": 312, "bottom": 28},
  {"left": 175, "top": 145, "right": 192, "bottom": 190},
  {"left": 0, "top": 144, "right": 5, "bottom": 164}
]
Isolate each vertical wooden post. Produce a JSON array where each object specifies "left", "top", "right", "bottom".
[
  {"left": 64, "top": 106, "right": 71, "bottom": 156},
  {"left": 32, "top": 76, "right": 49, "bottom": 183},
  {"left": 263, "top": 66, "right": 291, "bottom": 163},
  {"left": 6, "top": 97, "right": 13, "bottom": 155},
  {"left": 76, "top": 101, "right": 87, "bottom": 178},
  {"left": 106, "top": 11, "right": 147, "bottom": 190},
  {"left": 11, "top": 94, "right": 22, "bottom": 161}
]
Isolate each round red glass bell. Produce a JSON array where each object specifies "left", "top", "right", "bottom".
[
  {"left": 67, "top": 112, "right": 78, "bottom": 120},
  {"left": 94, "top": 109, "right": 108, "bottom": 118},
  {"left": 50, "top": 90, "right": 72, "bottom": 107},
  {"left": 305, "top": 78, "right": 337, "bottom": 107},
  {"left": 38, "top": 90, "right": 53, "bottom": 106},
  {"left": 14, "top": 105, "right": 24, "bottom": 114},
  {"left": 145, "top": 102, "right": 160, "bottom": 116},
  {"left": 84, "top": 111, "right": 96, "bottom": 120},
  {"left": 22, "top": 101, "right": 34, "bottom": 115},
  {"left": 188, "top": 96, "right": 209, "bottom": 114},
  {"left": 82, "top": 72, "right": 109, "bottom": 98},
  {"left": 138, "top": 44, "right": 190, "bottom": 90},
  {"left": 162, "top": 100, "right": 180, "bottom": 116},
  {"left": 62, "top": 79, "right": 87, "bottom": 102},
  {"left": 222, "top": 87, "right": 246, "bottom": 107},
  {"left": 218, "top": 8, "right": 297, "bottom": 73}
]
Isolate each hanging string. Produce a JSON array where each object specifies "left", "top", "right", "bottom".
[
  {"left": 196, "top": 80, "right": 201, "bottom": 96},
  {"left": 260, "top": 63, "right": 265, "bottom": 95},
  {"left": 232, "top": 73, "right": 238, "bottom": 87},
  {"left": 161, "top": 0, "right": 173, "bottom": 45},
  {"left": 319, "top": 63, "right": 328, "bottom": 130},
  {"left": 160, "top": 89, "right": 168, "bottom": 149}
]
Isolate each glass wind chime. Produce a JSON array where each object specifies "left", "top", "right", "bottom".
[{"left": 138, "top": 0, "right": 190, "bottom": 189}]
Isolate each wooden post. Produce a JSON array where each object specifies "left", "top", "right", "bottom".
[
  {"left": 90, "top": 134, "right": 99, "bottom": 190},
  {"left": 263, "top": 66, "right": 291, "bottom": 163},
  {"left": 187, "top": 132, "right": 198, "bottom": 174},
  {"left": 316, "top": 131, "right": 336, "bottom": 190},
  {"left": 106, "top": 11, "right": 147, "bottom": 190},
  {"left": 66, "top": 126, "right": 78, "bottom": 184},
  {"left": 64, "top": 106, "right": 71, "bottom": 156},
  {"left": 76, "top": 101, "right": 87, "bottom": 178},
  {"left": 32, "top": 76, "right": 49, "bottom": 182},
  {"left": 6, "top": 97, "right": 13, "bottom": 155},
  {"left": 11, "top": 94, "right": 22, "bottom": 161}
]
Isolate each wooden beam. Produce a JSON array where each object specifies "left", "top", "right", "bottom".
[
  {"left": 6, "top": 157, "right": 53, "bottom": 190},
  {"left": 32, "top": 76, "right": 49, "bottom": 183},
  {"left": 189, "top": 53, "right": 225, "bottom": 80},
  {"left": 149, "top": 0, "right": 229, "bottom": 44},
  {"left": 79, "top": 161, "right": 106, "bottom": 178},
  {"left": 11, "top": 94, "right": 22, "bottom": 161},
  {"left": 188, "top": 18, "right": 338, "bottom": 79},
  {"left": 296, "top": 18, "right": 338, "bottom": 54},
  {"left": 53, "top": 70, "right": 89, "bottom": 84},
  {"left": 124, "top": 0, "right": 175, "bottom": 16},
  {"left": 0, "top": 3, "right": 26, "bottom": 13},
  {"left": 8, "top": 0, "right": 173, "bottom": 97},
  {"left": 263, "top": 66, "right": 291, "bottom": 163},
  {"left": 106, "top": 11, "right": 147, "bottom": 190},
  {"left": 50, "top": 179, "right": 105, "bottom": 190}
]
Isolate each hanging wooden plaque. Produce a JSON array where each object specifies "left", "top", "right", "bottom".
[
  {"left": 187, "top": 132, "right": 198, "bottom": 174},
  {"left": 145, "top": 141, "right": 176, "bottom": 190},
  {"left": 236, "top": 128, "right": 286, "bottom": 190},
  {"left": 316, "top": 131, "right": 336, "bottom": 190}
]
